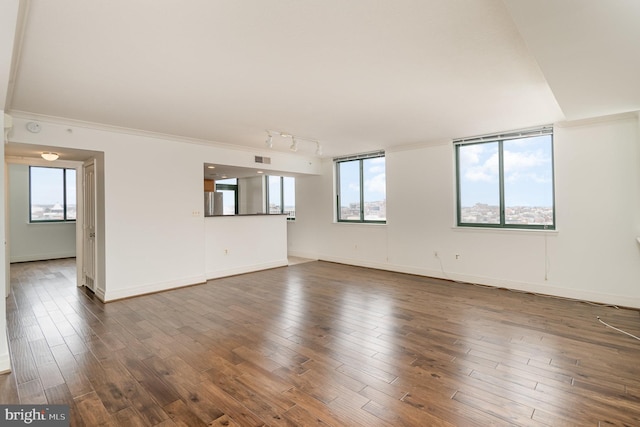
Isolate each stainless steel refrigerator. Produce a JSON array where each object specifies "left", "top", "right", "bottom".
[{"left": 204, "top": 191, "right": 224, "bottom": 216}]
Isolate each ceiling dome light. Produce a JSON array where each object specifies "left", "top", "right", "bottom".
[{"left": 41, "top": 152, "right": 59, "bottom": 161}]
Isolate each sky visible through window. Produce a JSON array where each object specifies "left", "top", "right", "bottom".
[
  {"left": 31, "top": 167, "right": 76, "bottom": 205},
  {"left": 268, "top": 176, "right": 295, "bottom": 217},
  {"left": 268, "top": 176, "right": 281, "bottom": 212},
  {"left": 282, "top": 177, "right": 295, "bottom": 210},
  {"left": 338, "top": 156, "right": 386, "bottom": 221},
  {"left": 30, "top": 167, "right": 76, "bottom": 221},
  {"left": 458, "top": 135, "right": 553, "bottom": 208},
  {"left": 339, "top": 157, "right": 386, "bottom": 206}
]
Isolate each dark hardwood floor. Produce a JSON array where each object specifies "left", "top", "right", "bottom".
[{"left": 2, "top": 258, "right": 640, "bottom": 426}]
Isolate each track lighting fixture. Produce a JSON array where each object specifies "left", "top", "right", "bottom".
[{"left": 265, "top": 130, "right": 322, "bottom": 156}]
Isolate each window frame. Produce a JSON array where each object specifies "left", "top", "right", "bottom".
[
  {"left": 455, "top": 128, "right": 555, "bottom": 230},
  {"left": 335, "top": 151, "right": 386, "bottom": 224},
  {"left": 29, "top": 166, "right": 77, "bottom": 223},
  {"left": 266, "top": 175, "right": 295, "bottom": 220}
]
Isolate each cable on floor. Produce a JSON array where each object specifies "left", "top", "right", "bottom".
[
  {"left": 597, "top": 316, "right": 640, "bottom": 341},
  {"left": 438, "top": 257, "right": 621, "bottom": 309}
]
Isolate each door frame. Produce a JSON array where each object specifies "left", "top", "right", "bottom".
[{"left": 5, "top": 153, "right": 103, "bottom": 299}]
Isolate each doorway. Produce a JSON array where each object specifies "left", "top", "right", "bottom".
[{"left": 5, "top": 143, "right": 105, "bottom": 299}]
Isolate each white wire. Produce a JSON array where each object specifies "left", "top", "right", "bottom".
[
  {"left": 597, "top": 316, "right": 640, "bottom": 341},
  {"left": 544, "top": 230, "right": 549, "bottom": 281},
  {"left": 436, "top": 252, "right": 622, "bottom": 310},
  {"left": 435, "top": 253, "right": 450, "bottom": 280}
]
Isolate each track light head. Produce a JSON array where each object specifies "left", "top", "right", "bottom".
[{"left": 266, "top": 130, "right": 318, "bottom": 154}]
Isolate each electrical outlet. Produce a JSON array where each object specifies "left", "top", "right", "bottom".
[
  {"left": 455, "top": 254, "right": 460, "bottom": 260},
  {"left": 224, "top": 249, "right": 229, "bottom": 255}
]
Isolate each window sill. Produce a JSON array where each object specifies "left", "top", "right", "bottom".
[
  {"left": 334, "top": 221, "right": 387, "bottom": 226},
  {"left": 451, "top": 225, "right": 557, "bottom": 235},
  {"left": 28, "top": 221, "right": 76, "bottom": 225}
]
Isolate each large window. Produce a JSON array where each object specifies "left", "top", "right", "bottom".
[
  {"left": 267, "top": 176, "right": 295, "bottom": 219},
  {"left": 336, "top": 152, "right": 386, "bottom": 223},
  {"left": 455, "top": 127, "right": 555, "bottom": 229},
  {"left": 30, "top": 166, "right": 77, "bottom": 222}
]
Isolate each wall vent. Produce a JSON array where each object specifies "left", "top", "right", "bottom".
[{"left": 255, "top": 156, "right": 271, "bottom": 164}]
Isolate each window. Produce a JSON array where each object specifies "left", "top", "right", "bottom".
[
  {"left": 335, "top": 151, "right": 386, "bottom": 223},
  {"left": 215, "top": 178, "right": 238, "bottom": 215},
  {"left": 455, "top": 127, "right": 555, "bottom": 229},
  {"left": 267, "top": 176, "right": 295, "bottom": 219},
  {"left": 30, "top": 166, "right": 76, "bottom": 222}
]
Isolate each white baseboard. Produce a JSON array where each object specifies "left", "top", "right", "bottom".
[
  {"left": 74, "top": 250, "right": 640, "bottom": 309},
  {"left": 316, "top": 255, "right": 640, "bottom": 309},
  {"left": 206, "top": 259, "right": 288, "bottom": 281},
  {"left": 95, "top": 286, "right": 106, "bottom": 302},
  {"left": 10, "top": 252, "right": 76, "bottom": 263},
  {"left": 102, "top": 260, "right": 289, "bottom": 302},
  {"left": 287, "top": 250, "right": 319, "bottom": 260},
  {"left": 103, "top": 275, "right": 207, "bottom": 302}
]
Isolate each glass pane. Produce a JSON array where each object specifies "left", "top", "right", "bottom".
[
  {"left": 338, "top": 160, "right": 360, "bottom": 220},
  {"left": 458, "top": 142, "right": 500, "bottom": 224},
  {"left": 219, "top": 190, "right": 236, "bottom": 215},
  {"left": 30, "top": 167, "right": 64, "bottom": 221},
  {"left": 362, "top": 157, "right": 386, "bottom": 221},
  {"left": 216, "top": 178, "right": 237, "bottom": 185},
  {"left": 503, "top": 135, "right": 554, "bottom": 226},
  {"left": 283, "top": 177, "right": 295, "bottom": 218},
  {"left": 268, "top": 176, "right": 281, "bottom": 214},
  {"left": 66, "top": 169, "right": 77, "bottom": 220}
]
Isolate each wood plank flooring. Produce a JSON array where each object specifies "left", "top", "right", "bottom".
[{"left": 2, "top": 258, "right": 640, "bottom": 426}]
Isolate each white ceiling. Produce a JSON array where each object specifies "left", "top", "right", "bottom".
[
  {"left": 3, "top": 0, "right": 639, "bottom": 158},
  {"left": 504, "top": 0, "right": 640, "bottom": 121}
]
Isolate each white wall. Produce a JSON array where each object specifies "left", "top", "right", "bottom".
[
  {"left": 8, "top": 117, "right": 321, "bottom": 302},
  {"left": 8, "top": 163, "right": 76, "bottom": 262},
  {"left": 204, "top": 215, "right": 287, "bottom": 280},
  {"left": 289, "top": 113, "right": 640, "bottom": 308}
]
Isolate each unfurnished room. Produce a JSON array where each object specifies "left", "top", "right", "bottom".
[{"left": 0, "top": 0, "right": 639, "bottom": 425}]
